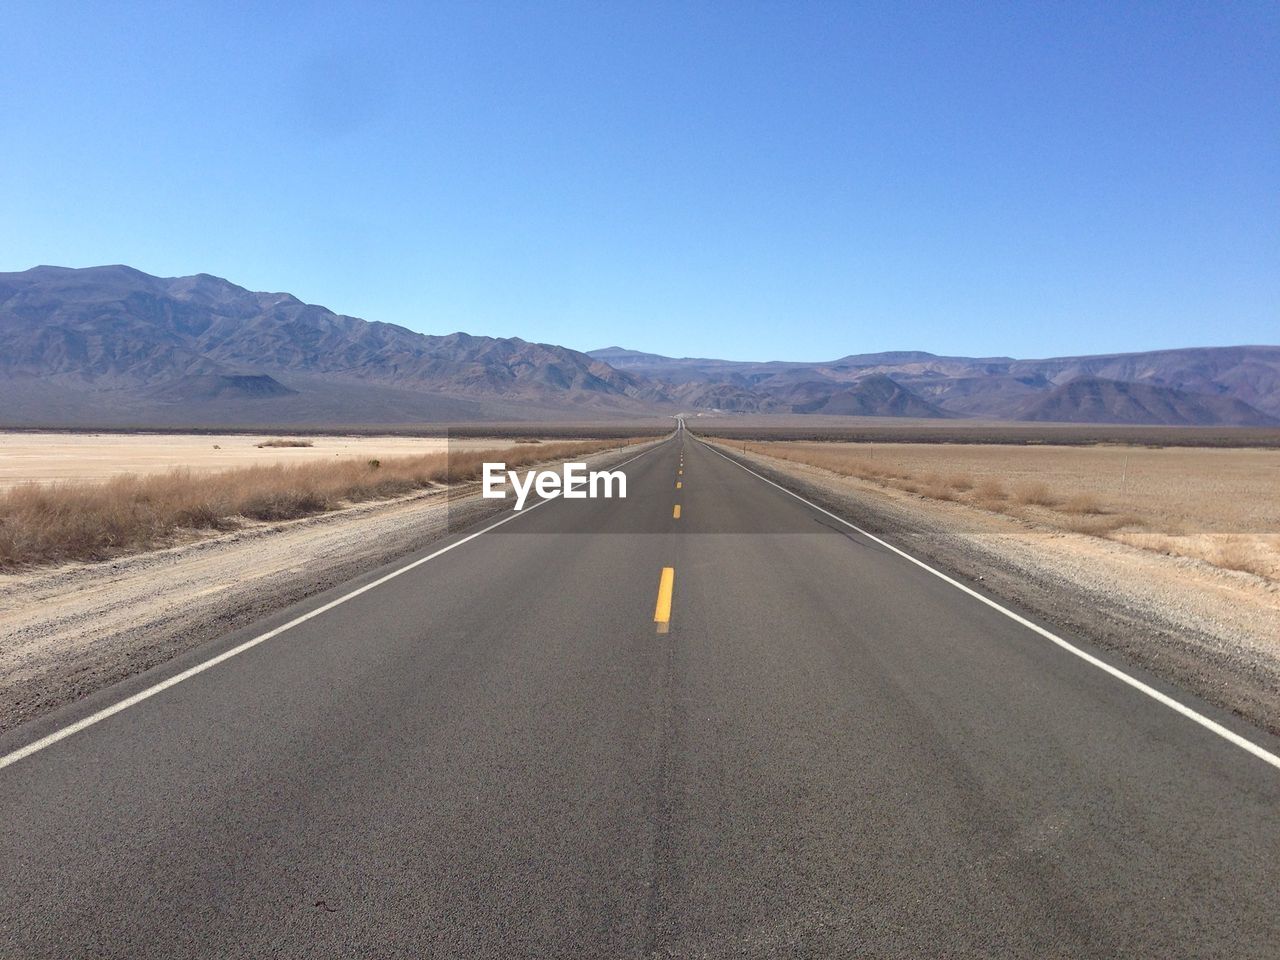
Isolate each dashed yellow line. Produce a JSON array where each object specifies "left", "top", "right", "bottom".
[
  {"left": 673, "top": 504, "right": 681, "bottom": 519},
  {"left": 676, "top": 481, "right": 682, "bottom": 489},
  {"left": 653, "top": 566, "right": 675, "bottom": 633}
]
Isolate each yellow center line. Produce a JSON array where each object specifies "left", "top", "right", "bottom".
[
  {"left": 676, "top": 481, "right": 682, "bottom": 489},
  {"left": 653, "top": 566, "right": 675, "bottom": 634},
  {"left": 673, "top": 504, "right": 681, "bottom": 519}
]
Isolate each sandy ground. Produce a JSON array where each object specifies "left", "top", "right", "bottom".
[
  {"left": 0, "top": 432, "right": 542, "bottom": 488},
  {"left": 720, "top": 439, "right": 1280, "bottom": 580},
  {"left": 720, "top": 440, "right": 1280, "bottom": 532},
  {"left": 0, "top": 441, "right": 656, "bottom": 733},
  {"left": 707, "top": 442, "right": 1280, "bottom": 736}
]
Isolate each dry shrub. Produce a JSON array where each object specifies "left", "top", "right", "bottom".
[
  {"left": 1212, "top": 536, "right": 1266, "bottom": 577},
  {"left": 1012, "top": 481, "right": 1056, "bottom": 506},
  {"left": 854, "top": 461, "right": 900, "bottom": 481},
  {"left": 946, "top": 473, "right": 975, "bottom": 492},
  {"left": 972, "top": 478, "right": 1007, "bottom": 502},
  {"left": 1113, "top": 532, "right": 1276, "bottom": 579},
  {"left": 0, "top": 438, "right": 641, "bottom": 569},
  {"left": 918, "top": 475, "right": 957, "bottom": 501},
  {"left": 838, "top": 460, "right": 881, "bottom": 481},
  {"left": 1060, "top": 493, "right": 1105, "bottom": 515},
  {"left": 255, "top": 438, "right": 314, "bottom": 448},
  {"left": 1061, "top": 513, "right": 1141, "bottom": 536}
]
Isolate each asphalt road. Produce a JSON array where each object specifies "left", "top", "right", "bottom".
[{"left": 2, "top": 425, "right": 1279, "bottom": 957}]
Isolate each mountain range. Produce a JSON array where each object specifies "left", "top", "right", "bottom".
[
  {"left": 589, "top": 345, "right": 1280, "bottom": 425},
  {"left": 0, "top": 265, "right": 1276, "bottom": 427}
]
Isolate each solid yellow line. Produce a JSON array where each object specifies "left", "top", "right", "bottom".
[
  {"left": 653, "top": 566, "right": 675, "bottom": 630},
  {"left": 673, "top": 504, "right": 681, "bottom": 519}
]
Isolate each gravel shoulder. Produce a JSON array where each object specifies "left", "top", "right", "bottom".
[
  {"left": 0, "top": 441, "right": 658, "bottom": 734},
  {"left": 703, "top": 439, "right": 1280, "bottom": 737}
]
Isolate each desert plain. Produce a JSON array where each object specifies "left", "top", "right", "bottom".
[
  {"left": 0, "top": 431, "right": 532, "bottom": 488},
  {"left": 717, "top": 439, "right": 1280, "bottom": 578}
]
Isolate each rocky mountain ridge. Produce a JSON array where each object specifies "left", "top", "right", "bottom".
[{"left": 1, "top": 265, "right": 1275, "bottom": 426}]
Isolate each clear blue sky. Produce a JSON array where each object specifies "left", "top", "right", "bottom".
[{"left": 2, "top": 2, "right": 1276, "bottom": 361}]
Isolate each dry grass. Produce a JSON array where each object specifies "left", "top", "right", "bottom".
[
  {"left": 715, "top": 439, "right": 1280, "bottom": 581},
  {"left": 1012, "top": 481, "right": 1056, "bottom": 506},
  {"left": 0, "top": 432, "right": 512, "bottom": 487},
  {"left": 255, "top": 438, "right": 315, "bottom": 448},
  {"left": 0, "top": 439, "right": 641, "bottom": 569},
  {"left": 1059, "top": 513, "right": 1143, "bottom": 536},
  {"left": 1112, "top": 531, "right": 1280, "bottom": 581},
  {"left": 919, "top": 475, "right": 957, "bottom": 501},
  {"left": 1060, "top": 493, "right": 1105, "bottom": 515},
  {"left": 971, "top": 479, "right": 1011, "bottom": 513},
  {"left": 1213, "top": 536, "right": 1260, "bottom": 574}
]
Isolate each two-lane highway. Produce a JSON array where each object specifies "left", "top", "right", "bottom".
[{"left": 2, "top": 428, "right": 1279, "bottom": 957}]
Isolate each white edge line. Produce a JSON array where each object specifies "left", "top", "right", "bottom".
[
  {"left": 0, "top": 438, "right": 669, "bottom": 772},
  {"left": 696, "top": 437, "right": 1280, "bottom": 772}
]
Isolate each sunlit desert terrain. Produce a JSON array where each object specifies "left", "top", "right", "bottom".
[
  {"left": 720, "top": 439, "right": 1280, "bottom": 579},
  {"left": 0, "top": 432, "right": 528, "bottom": 488}
]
